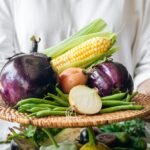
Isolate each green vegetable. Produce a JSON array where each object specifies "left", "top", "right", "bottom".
[
  {"left": 17, "top": 104, "right": 58, "bottom": 113},
  {"left": 18, "top": 103, "right": 37, "bottom": 109},
  {"left": 16, "top": 88, "right": 70, "bottom": 117},
  {"left": 47, "top": 93, "right": 69, "bottom": 107},
  {"left": 53, "top": 107, "right": 67, "bottom": 111},
  {"left": 102, "top": 93, "right": 127, "bottom": 100},
  {"left": 79, "top": 46, "right": 117, "bottom": 70},
  {"left": 130, "top": 92, "right": 138, "bottom": 99},
  {"left": 130, "top": 137, "right": 147, "bottom": 150},
  {"left": 54, "top": 128, "right": 81, "bottom": 143},
  {"left": 71, "top": 19, "right": 106, "bottom": 37},
  {"left": 40, "top": 142, "right": 78, "bottom": 150},
  {"left": 25, "top": 104, "right": 57, "bottom": 109},
  {"left": 102, "top": 101, "right": 133, "bottom": 107},
  {"left": 1, "top": 125, "right": 62, "bottom": 148},
  {"left": 86, "top": 47, "right": 118, "bottom": 69},
  {"left": 42, "top": 128, "right": 59, "bottom": 148},
  {"left": 56, "top": 87, "right": 68, "bottom": 101},
  {"left": 35, "top": 110, "right": 66, "bottom": 117},
  {"left": 100, "top": 119, "right": 146, "bottom": 137},
  {"left": 125, "top": 94, "right": 131, "bottom": 102},
  {"left": 80, "top": 127, "right": 110, "bottom": 150},
  {"left": 34, "top": 128, "right": 62, "bottom": 146},
  {"left": 43, "top": 19, "right": 107, "bottom": 58},
  {"left": 40, "top": 128, "right": 78, "bottom": 150},
  {"left": 114, "top": 132, "right": 129, "bottom": 145},
  {"left": 100, "top": 105, "right": 143, "bottom": 113},
  {"left": 18, "top": 104, "right": 62, "bottom": 113},
  {"left": 16, "top": 98, "right": 58, "bottom": 107},
  {"left": 100, "top": 119, "right": 147, "bottom": 149},
  {"left": 27, "top": 107, "right": 51, "bottom": 113}
]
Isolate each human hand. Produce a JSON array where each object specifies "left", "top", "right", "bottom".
[
  {"left": 137, "top": 79, "right": 150, "bottom": 96},
  {"left": 137, "top": 79, "right": 150, "bottom": 121}
]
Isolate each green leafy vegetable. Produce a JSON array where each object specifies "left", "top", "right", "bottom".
[
  {"left": 3, "top": 125, "right": 62, "bottom": 149},
  {"left": 100, "top": 119, "right": 146, "bottom": 137}
]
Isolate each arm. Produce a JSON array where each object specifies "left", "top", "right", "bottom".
[
  {"left": 0, "top": 0, "right": 17, "bottom": 70},
  {"left": 133, "top": 0, "right": 150, "bottom": 95},
  {"left": 132, "top": 1, "right": 150, "bottom": 121},
  {"left": 0, "top": 0, "right": 19, "bottom": 148}
]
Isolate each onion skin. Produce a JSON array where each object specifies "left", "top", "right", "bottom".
[
  {"left": 87, "top": 61, "right": 133, "bottom": 96},
  {"left": 0, "top": 53, "right": 57, "bottom": 106},
  {"left": 59, "top": 67, "right": 88, "bottom": 93}
]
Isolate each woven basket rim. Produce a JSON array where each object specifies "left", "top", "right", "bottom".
[{"left": 0, "top": 93, "right": 150, "bottom": 128}]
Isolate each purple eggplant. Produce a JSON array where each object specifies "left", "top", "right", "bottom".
[
  {"left": 87, "top": 61, "right": 133, "bottom": 96},
  {"left": 0, "top": 36, "right": 57, "bottom": 106}
]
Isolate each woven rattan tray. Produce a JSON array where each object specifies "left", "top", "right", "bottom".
[{"left": 0, "top": 94, "right": 150, "bottom": 128}]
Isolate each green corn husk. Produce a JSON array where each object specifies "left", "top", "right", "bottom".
[{"left": 43, "top": 19, "right": 107, "bottom": 58}]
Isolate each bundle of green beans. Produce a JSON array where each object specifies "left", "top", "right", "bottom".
[
  {"left": 15, "top": 88, "right": 71, "bottom": 117},
  {"left": 15, "top": 89, "right": 143, "bottom": 117},
  {"left": 100, "top": 91, "right": 143, "bottom": 113}
]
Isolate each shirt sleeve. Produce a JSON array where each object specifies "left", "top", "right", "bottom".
[
  {"left": 0, "top": 0, "right": 16, "bottom": 70},
  {"left": 0, "top": 0, "right": 19, "bottom": 145},
  {"left": 133, "top": 0, "right": 150, "bottom": 89}
]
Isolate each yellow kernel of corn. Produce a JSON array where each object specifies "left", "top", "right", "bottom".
[{"left": 52, "top": 37, "right": 111, "bottom": 73}]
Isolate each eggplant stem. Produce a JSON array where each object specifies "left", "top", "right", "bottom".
[
  {"left": 30, "top": 35, "right": 41, "bottom": 53},
  {"left": 87, "top": 127, "right": 96, "bottom": 145}
]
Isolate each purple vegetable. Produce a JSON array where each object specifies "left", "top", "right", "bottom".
[
  {"left": 87, "top": 61, "right": 133, "bottom": 96},
  {"left": 0, "top": 37, "right": 57, "bottom": 106}
]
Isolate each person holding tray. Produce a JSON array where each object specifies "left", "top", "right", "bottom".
[{"left": 0, "top": 0, "right": 150, "bottom": 149}]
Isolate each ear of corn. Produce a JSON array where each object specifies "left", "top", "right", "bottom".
[
  {"left": 43, "top": 19, "right": 107, "bottom": 58},
  {"left": 52, "top": 35, "right": 116, "bottom": 74}
]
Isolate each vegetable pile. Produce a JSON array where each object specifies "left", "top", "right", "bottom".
[
  {"left": 1, "top": 120, "right": 147, "bottom": 150},
  {"left": 15, "top": 87, "right": 142, "bottom": 117},
  {"left": 0, "top": 18, "right": 148, "bottom": 150},
  {"left": 0, "top": 19, "right": 144, "bottom": 117},
  {"left": 78, "top": 122, "right": 147, "bottom": 150}
]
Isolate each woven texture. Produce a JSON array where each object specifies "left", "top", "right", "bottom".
[{"left": 0, "top": 94, "right": 150, "bottom": 128}]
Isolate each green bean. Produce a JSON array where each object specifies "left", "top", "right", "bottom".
[
  {"left": 18, "top": 108, "right": 26, "bottom": 113},
  {"left": 35, "top": 110, "right": 66, "bottom": 117},
  {"left": 47, "top": 93, "right": 69, "bottom": 107},
  {"left": 18, "top": 103, "right": 60, "bottom": 112},
  {"left": 125, "top": 94, "right": 131, "bottom": 102},
  {"left": 18, "top": 106, "right": 48, "bottom": 113},
  {"left": 16, "top": 98, "right": 58, "bottom": 106},
  {"left": 56, "top": 87, "right": 68, "bottom": 100},
  {"left": 29, "top": 104, "right": 58, "bottom": 108},
  {"left": 100, "top": 105, "right": 144, "bottom": 113},
  {"left": 28, "top": 112, "right": 37, "bottom": 117},
  {"left": 28, "top": 107, "right": 51, "bottom": 113},
  {"left": 18, "top": 103, "right": 36, "bottom": 109},
  {"left": 102, "top": 101, "right": 133, "bottom": 107},
  {"left": 130, "top": 91, "right": 138, "bottom": 99},
  {"left": 53, "top": 107, "right": 68, "bottom": 111},
  {"left": 101, "top": 92, "right": 127, "bottom": 100}
]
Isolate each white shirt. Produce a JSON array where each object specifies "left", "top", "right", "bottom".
[{"left": 0, "top": 0, "right": 150, "bottom": 149}]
